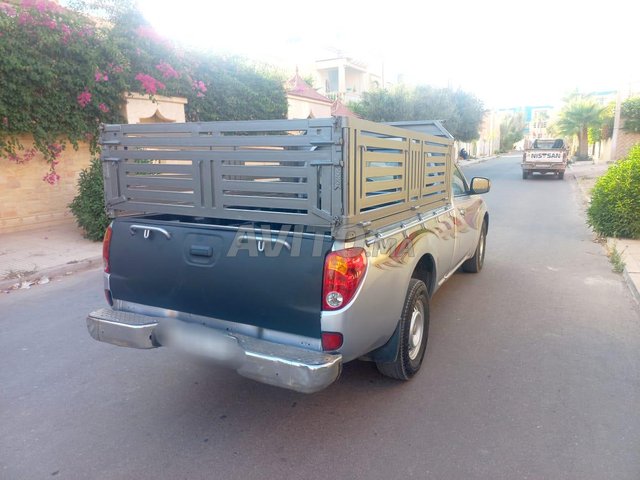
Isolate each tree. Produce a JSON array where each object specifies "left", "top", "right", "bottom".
[
  {"left": 621, "top": 96, "right": 640, "bottom": 133},
  {"left": 351, "top": 86, "right": 485, "bottom": 141},
  {"left": 350, "top": 87, "right": 413, "bottom": 123},
  {"left": 499, "top": 113, "right": 525, "bottom": 152},
  {"left": 554, "top": 98, "right": 603, "bottom": 160}
]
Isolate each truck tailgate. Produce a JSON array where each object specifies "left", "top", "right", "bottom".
[
  {"left": 525, "top": 150, "right": 565, "bottom": 162},
  {"left": 108, "top": 217, "right": 332, "bottom": 338}
]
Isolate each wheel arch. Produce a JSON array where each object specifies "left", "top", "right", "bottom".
[{"left": 411, "top": 254, "right": 436, "bottom": 298}]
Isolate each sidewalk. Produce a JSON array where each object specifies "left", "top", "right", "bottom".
[
  {"left": 569, "top": 161, "right": 640, "bottom": 305},
  {"left": 0, "top": 223, "right": 102, "bottom": 292}
]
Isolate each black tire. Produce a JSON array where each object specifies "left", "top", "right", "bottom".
[
  {"left": 376, "top": 279, "right": 429, "bottom": 380},
  {"left": 522, "top": 171, "right": 528, "bottom": 179},
  {"left": 558, "top": 172, "right": 564, "bottom": 180},
  {"left": 462, "top": 220, "right": 487, "bottom": 273}
]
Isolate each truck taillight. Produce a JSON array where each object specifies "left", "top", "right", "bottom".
[
  {"left": 103, "top": 224, "right": 113, "bottom": 273},
  {"left": 322, "top": 247, "right": 367, "bottom": 311}
]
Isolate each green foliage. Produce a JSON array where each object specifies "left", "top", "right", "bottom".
[
  {"left": 621, "top": 97, "right": 640, "bottom": 133},
  {"left": 608, "top": 244, "right": 626, "bottom": 274},
  {"left": 500, "top": 113, "right": 525, "bottom": 151},
  {"left": 0, "top": 0, "right": 287, "bottom": 182},
  {"left": 554, "top": 97, "right": 603, "bottom": 159},
  {"left": 587, "top": 145, "right": 640, "bottom": 239},
  {"left": 68, "top": 157, "right": 110, "bottom": 241},
  {"left": 351, "top": 86, "right": 485, "bottom": 142},
  {"left": 350, "top": 87, "right": 413, "bottom": 122},
  {"left": 588, "top": 101, "right": 615, "bottom": 144},
  {"left": 0, "top": 0, "right": 126, "bottom": 172}
]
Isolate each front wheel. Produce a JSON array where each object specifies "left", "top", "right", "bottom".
[
  {"left": 558, "top": 171, "right": 564, "bottom": 180},
  {"left": 522, "top": 171, "right": 528, "bottom": 179},
  {"left": 376, "top": 279, "right": 430, "bottom": 380},
  {"left": 462, "top": 221, "right": 487, "bottom": 273}
]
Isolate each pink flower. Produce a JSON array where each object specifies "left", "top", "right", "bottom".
[
  {"left": 94, "top": 69, "right": 108, "bottom": 82},
  {"left": 156, "top": 62, "right": 179, "bottom": 79},
  {"left": 135, "top": 73, "right": 165, "bottom": 95},
  {"left": 98, "top": 103, "right": 109, "bottom": 113},
  {"left": 77, "top": 89, "right": 91, "bottom": 108},
  {"left": 43, "top": 171, "right": 61, "bottom": 185},
  {"left": 0, "top": 3, "right": 17, "bottom": 16},
  {"left": 18, "top": 12, "right": 32, "bottom": 25},
  {"left": 23, "top": 148, "right": 36, "bottom": 162},
  {"left": 192, "top": 80, "right": 207, "bottom": 97}
]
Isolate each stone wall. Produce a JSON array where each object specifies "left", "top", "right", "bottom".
[
  {"left": 612, "top": 129, "right": 640, "bottom": 161},
  {"left": 0, "top": 136, "right": 92, "bottom": 233},
  {"left": 0, "top": 94, "right": 188, "bottom": 234}
]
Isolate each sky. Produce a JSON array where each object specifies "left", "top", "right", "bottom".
[{"left": 137, "top": 0, "right": 640, "bottom": 109}]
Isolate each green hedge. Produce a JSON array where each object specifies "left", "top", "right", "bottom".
[
  {"left": 587, "top": 145, "right": 640, "bottom": 239},
  {"left": 68, "top": 157, "right": 110, "bottom": 241}
]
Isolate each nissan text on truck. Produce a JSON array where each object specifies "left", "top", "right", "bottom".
[{"left": 87, "top": 117, "right": 491, "bottom": 393}]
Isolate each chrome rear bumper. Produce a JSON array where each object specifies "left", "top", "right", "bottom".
[{"left": 87, "top": 308, "right": 341, "bottom": 393}]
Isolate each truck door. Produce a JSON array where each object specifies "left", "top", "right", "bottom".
[{"left": 451, "top": 165, "right": 481, "bottom": 264}]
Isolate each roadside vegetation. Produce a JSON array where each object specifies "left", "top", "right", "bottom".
[
  {"left": 607, "top": 243, "right": 626, "bottom": 274},
  {"left": 587, "top": 144, "right": 640, "bottom": 239},
  {"left": 68, "top": 158, "right": 109, "bottom": 241}
]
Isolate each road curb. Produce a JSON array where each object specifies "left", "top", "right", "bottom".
[
  {"left": 0, "top": 256, "right": 102, "bottom": 292},
  {"left": 623, "top": 269, "right": 640, "bottom": 306}
]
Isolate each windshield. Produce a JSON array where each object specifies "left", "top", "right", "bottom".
[{"left": 533, "top": 139, "right": 564, "bottom": 149}]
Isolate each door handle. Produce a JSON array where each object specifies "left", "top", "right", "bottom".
[{"left": 189, "top": 245, "right": 213, "bottom": 257}]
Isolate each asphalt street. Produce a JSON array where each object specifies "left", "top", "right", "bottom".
[{"left": 1, "top": 154, "right": 639, "bottom": 479}]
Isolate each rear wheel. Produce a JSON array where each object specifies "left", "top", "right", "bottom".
[
  {"left": 462, "top": 221, "right": 487, "bottom": 273},
  {"left": 522, "top": 171, "right": 528, "bottom": 179},
  {"left": 376, "top": 279, "right": 429, "bottom": 380},
  {"left": 558, "top": 171, "right": 564, "bottom": 180}
]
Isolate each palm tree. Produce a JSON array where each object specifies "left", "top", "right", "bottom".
[{"left": 554, "top": 99, "right": 603, "bottom": 160}]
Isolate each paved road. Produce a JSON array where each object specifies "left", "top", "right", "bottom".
[{"left": 2, "top": 154, "right": 639, "bottom": 480}]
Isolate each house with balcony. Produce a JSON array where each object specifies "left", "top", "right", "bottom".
[{"left": 313, "top": 55, "right": 384, "bottom": 103}]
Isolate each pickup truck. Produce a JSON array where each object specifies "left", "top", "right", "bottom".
[
  {"left": 87, "top": 117, "right": 490, "bottom": 393},
  {"left": 521, "top": 138, "right": 568, "bottom": 179}
]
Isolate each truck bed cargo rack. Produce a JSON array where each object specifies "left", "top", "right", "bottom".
[{"left": 100, "top": 117, "right": 453, "bottom": 236}]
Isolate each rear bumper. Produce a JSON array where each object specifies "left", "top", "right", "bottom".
[
  {"left": 87, "top": 308, "right": 342, "bottom": 394},
  {"left": 521, "top": 163, "right": 565, "bottom": 172}
]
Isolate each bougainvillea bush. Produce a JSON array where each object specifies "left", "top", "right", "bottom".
[{"left": 0, "top": 0, "right": 287, "bottom": 183}]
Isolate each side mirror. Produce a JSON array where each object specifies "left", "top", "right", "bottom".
[{"left": 470, "top": 177, "right": 490, "bottom": 194}]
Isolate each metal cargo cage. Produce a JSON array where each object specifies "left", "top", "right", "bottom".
[{"left": 100, "top": 117, "right": 453, "bottom": 233}]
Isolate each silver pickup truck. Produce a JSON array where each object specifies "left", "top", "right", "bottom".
[{"left": 87, "top": 117, "right": 490, "bottom": 393}]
